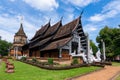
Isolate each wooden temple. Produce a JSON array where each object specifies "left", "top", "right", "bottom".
[{"left": 22, "top": 15, "right": 87, "bottom": 60}]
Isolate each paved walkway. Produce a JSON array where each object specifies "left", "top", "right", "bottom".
[{"left": 73, "top": 66, "right": 120, "bottom": 80}]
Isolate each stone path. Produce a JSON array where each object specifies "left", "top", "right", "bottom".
[{"left": 73, "top": 66, "right": 120, "bottom": 80}]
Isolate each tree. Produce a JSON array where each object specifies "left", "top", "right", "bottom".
[
  {"left": 90, "top": 40, "right": 98, "bottom": 55},
  {"left": 96, "top": 26, "right": 120, "bottom": 60},
  {"left": 0, "top": 39, "right": 12, "bottom": 56},
  {"left": 112, "top": 28, "right": 120, "bottom": 56}
]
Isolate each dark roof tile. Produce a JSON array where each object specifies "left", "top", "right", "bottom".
[
  {"left": 41, "top": 37, "right": 71, "bottom": 51},
  {"left": 54, "top": 17, "right": 79, "bottom": 39},
  {"left": 30, "top": 36, "right": 52, "bottom": 48},
  {"left": 15, "top": 23, "right": 27, "bottom": 38},
  {"left": 43, "top": 21, "right": 62, "bottom": 38},
  {"left": 31, "top": 22, "right": 50, "bottom": 40}
]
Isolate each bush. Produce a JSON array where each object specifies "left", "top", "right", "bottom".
[
  {"left": 7, "top": 56, "right": 12, "bottom": 59},
  {"left": 48, "top": 58, "right": 53, "bottom": 65},
  {"left": 72, "top": 58, "right": 79, "bottom": 65},
  {"left": 20, "top": 57, "right": 26, "bottom": 61},
  {"left": 32, "top": 57, "right": 37, "bottom": 63},
  {"left": 12, "top": 57, "right": 16, "bottom": 61}
]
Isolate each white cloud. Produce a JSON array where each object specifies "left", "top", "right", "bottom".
[
  {"left": 84, "top": 24, "right": 97, "bottom": 32},
  {"left": 0, "top": 14, "right": 19, "bottom": 31},
  {"left": 63, "top": 13, "right": 74, "bottom": 24},
  {"left": 102, "top": 0, "right": 120, "bottom": 13},
  {"left": 90, "top": 27, "right": 97, "bottom": 31},
  {"left": 90, "top": 14, "right": 103, "bottom": 22},
  {"left": 89, "top": 0, "right": 120, "bottom": 22},
  {"left": 83, "top": 23, "right": 103, "bottom": 45},
  {"left": 66, "top": 0, "right": 99, "bottom": 7},
  {"left": 0, "top": 30, "right": 13, "bottom": 42},
  {"left": 23, "top": 0, "right": 59, "bottom": 11},
  {"left": 0, "top": 14, "right": 37, "bottom": 42}
]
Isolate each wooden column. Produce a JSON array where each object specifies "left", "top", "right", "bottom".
[
  {"left": 59, "top": 48, "right": 62, "bottom": 58},
  {"left": 16, "top": 47, "right": 18, "bottom": 59},
  {"left": 69, "top": 42, "right": 71, "bottom": 55},
  {"left": 14, "top": 47, "right": 15, "bottom": 57}
]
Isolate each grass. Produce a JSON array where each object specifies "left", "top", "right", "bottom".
[
  {"left": 112, "top": 62, "right": 120, "bottom": 80},
  {"left": 0, "top": 60, "right": 101, "bottom": 80},
  {"left": 116, "top": 74, "right": 120, "bottom": 80},
  {"left": 112, "top": 62, "right": 120, "bottom": 66}
]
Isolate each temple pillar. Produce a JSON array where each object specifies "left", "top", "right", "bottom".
[
  {"left": 86, "top": 33, "right": 90, "bottom": 63},
  {"left": 59, "top": 48, "right": 62, "bottom": 58},
  {"left": 69, "top": 42, "right": 71, "bottom": 55},
  {"left": 78, "top": 37, "right": 81, "bottom": 54},
  {"left": 101, "top": 39, "right": 106, "bottom": 61},
  {"left": 14, "top": 47, "right": 15, "bottom": 57},
  {"left": 16, "top": 47, "right": 18, "bottom": 59}
]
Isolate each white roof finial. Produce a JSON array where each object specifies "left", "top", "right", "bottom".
[{"left": 20, "top": 15, "right": 23, "bottom": 24}]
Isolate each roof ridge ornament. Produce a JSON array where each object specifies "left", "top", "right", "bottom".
[
  {"left": 80, "top": 9, "right": 84, "bottom": 18},
  {"left": 20, "top": 15, "right": 24, "bottom": 24},
  {"left": 60, "top": 16, "right": 63, "bottom": 21},
  {"left": 49, "top": 18, "right": 51, "bottom": 23},
  {"left": 59, "top": 16, "right": 63, "bottom": 24}
]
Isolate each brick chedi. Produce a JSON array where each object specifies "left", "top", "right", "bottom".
[{"left": 10, "top": 22, "right": 27, "bottom": 57}]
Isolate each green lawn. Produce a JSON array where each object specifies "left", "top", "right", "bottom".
[
  {"left": 112, "top": 62, "right": 120, "bottom": 80},
  {"left": 112, "top": 62, "right": 120, "bottom": 66},
  {"left": 0, "top": 60, "right": 100, "bottom": 80},
  {"left": 116, "top": 74, "right": 120, "bottom": 80}
]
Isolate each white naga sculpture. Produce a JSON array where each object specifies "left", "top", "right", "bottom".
[
  {"left": 95, "top": 50, "right": 101, "bottom": 62},
  {"left": 80, "top": 51, "right": 87, "bottom": 63},
  {"left": 89, "top": 48, "right": 101, "bottom": 63},
  {"left": 71, "top": 50, "right": 88, "bottom": 63}
]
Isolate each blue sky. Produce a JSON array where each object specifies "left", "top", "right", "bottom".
[{"left": 0, "top": 0, "right": 120, "bottom": 44}]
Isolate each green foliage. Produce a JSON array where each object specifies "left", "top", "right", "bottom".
[
  {"left": 113, "top": 32, "right": 120, "bottom": 56},
  {"left": 0, "top": 39, "right": 12, "bottom": 56},
  {"left": 32, "top": 57, "right": 37, "bottom": 63},
  {"left": 48, "top": 58, "right": 53, "bottom": 65},
  {"left": 96, "top": 26, "right": 120, "bottom": 59},
  {"left": 72, "top": 58, "right": 79, "bottom": 65},
  {"left": 90, "top": 40, "right": 98, "bottom": 55},
  {"left": 20, "top": 57, "right": 26, "bottom": 61}
]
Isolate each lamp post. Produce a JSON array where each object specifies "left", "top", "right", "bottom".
[{"left": 101, "top": 39, "right": 106, "bottom": 61}]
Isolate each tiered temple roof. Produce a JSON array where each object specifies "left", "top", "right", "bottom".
[
  {"left": 41, "top": 37, "right": 72, "bottom": 51},
  {"left": 43, "top": 20, "right": 62, "bottom": 38},
  {"left": 29, "top": 20, "right": 62, "bottom": 49},
  {"left": 15, "top": 23, "right": 27, "bottom": 38},
  {"left": 30, "top": 22, "right": 50, "bottom": 41},
  {"left": 53, "top": 17, "right": 79, "bottom": 40},
  {"left": 23, "top": 16, "right": 87, "bottom": 51}
]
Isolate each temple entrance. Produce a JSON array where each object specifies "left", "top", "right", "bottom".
[{"left": 71, "top": 42, "right": 78, "bottom": 54}]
